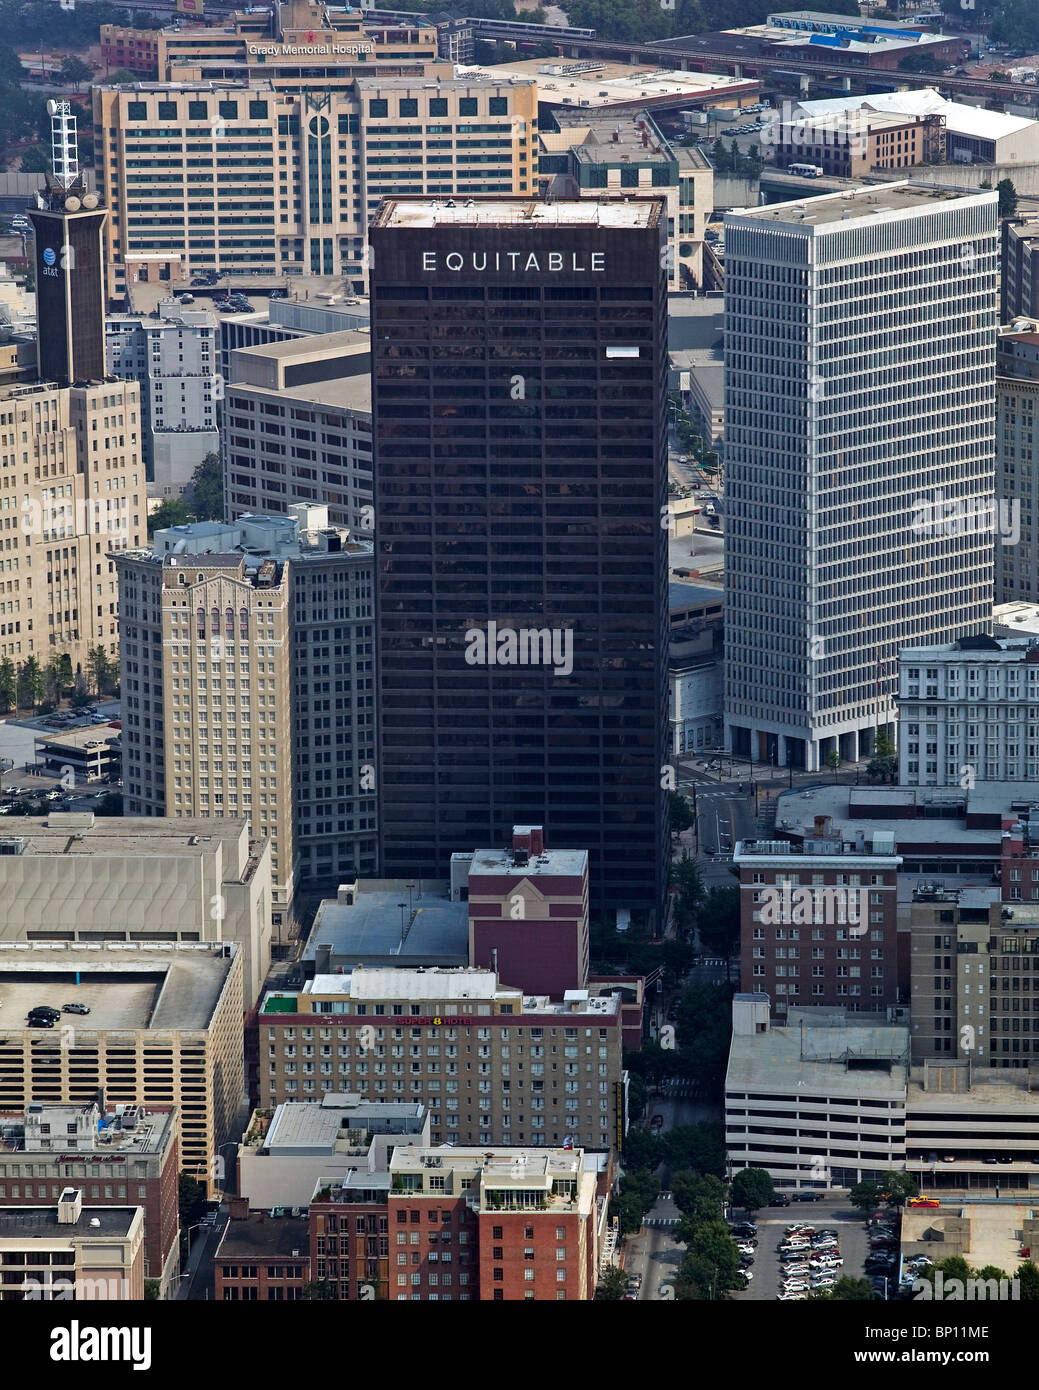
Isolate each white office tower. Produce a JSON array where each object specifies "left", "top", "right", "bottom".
[{"left": 723, "top": 184, "right": 997, "bottom": 773}]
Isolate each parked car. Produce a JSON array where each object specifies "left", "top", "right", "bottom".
[
  {"left": 269, "top": 287, "right": 288, "bottom": 299},
  {"left": 793, "top": 1191, "right": 823, "bottom": 1202},
  {"left": 907, "top": 1197, "right": 940, "bottom": 1208},
  {"left": 62, "top": 1003, "right": 90, "bottom": 1015},
  {"left": 770, "top": 1194, "right": 791, "bottom": 1207},
  {"left": 28, "top": 1017, "right": 55, "bottom": 1028}
]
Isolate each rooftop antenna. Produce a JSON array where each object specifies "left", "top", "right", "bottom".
[{"left": 47, "top": 100, "right": 78, "bottom": 191}]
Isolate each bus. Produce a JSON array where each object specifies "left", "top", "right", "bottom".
[{"left": 788, "top": 163, "right": 824, "bottom": 177}]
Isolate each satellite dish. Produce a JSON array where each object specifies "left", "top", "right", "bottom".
[
  {"left": 46, "top": 99, "right": 57, "bottom": 116},
  {"left": 81, "top": 193, "right": 98, "bottom": 210},
  {"left": 64, "top": 196, "right": 81, "bottom": 212}
]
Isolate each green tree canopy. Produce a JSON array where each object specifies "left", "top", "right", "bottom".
[
  {"left": 697, "top": 885, "right": 739, "bottom": 958},
  {"left": 59, "top": 54, "right": 95, "bottom": 90},
  {"left": 668, "top": 790, "right": 693, "bottom": 833},
  {"left": 998, "top": 178, "right": 1019, "bottom": 218},
  {"left": 178, "top": 1172, "right": 207, "bottom": 1228},
  {"left": 729, "top": 1166, "right": 774, "bottom": 1214},
  {"left": 147, "top": 498, "right": 193, "bottom": 536},
  {"left": 595, "top": 1266, "right": 627, "bottom": 1299},
  {"left": 671, "top": 1170, "right": 726, "bottom": 1222},
  {"left": 189, "top": 452, "right": 223, "bottom": 521}
]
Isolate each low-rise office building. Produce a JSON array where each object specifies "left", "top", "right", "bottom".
[
  {"left": 0, "top": 1187, "right": 145, "bottom": 1300},
  {"left": 0, "top": 1101, "right": 179, "bottom": 1296},
  {"left": 0, "top": 941, "right": 246, "bottom": 1192},
  {"left": 214, "top": 1207, "right": 310, "bottom": 1302},
  {"left": 237, "top": 1093, "right": 428, "bottom": 1211}
]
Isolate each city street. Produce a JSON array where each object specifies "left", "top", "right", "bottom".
[{"left": 622, "top": 1192, "right": 685, "bottom": 1301}]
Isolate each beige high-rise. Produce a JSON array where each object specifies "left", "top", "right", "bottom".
[
  {"left": 0, "top": 377, "right": 143, "bottom": 673},
  {"left": 117, "top": 546, "right": 294, "bottom": 926}
]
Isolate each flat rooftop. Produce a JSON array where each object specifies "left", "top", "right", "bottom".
[
  {"left": 457, "top": 59, "right": 751, "bottom": 107},
  {"left": 373, "top": 197, "right": 662, "bottom": 228},
  {"left": 0, "top": 943, "right": 236, "bottom": 1032},
  {"left": 0, "top": 1205, "right": 139, "bottom": 1239},
  {"left": 217, "top": 1213, "right": 308, "bottom": 1259},
  {"left": 262, "top": 1096, "right": 425, "bottom": 1153},
  {"left": 727, "top": 182, "right": 993, "bottom": 229},
  {"left": 902, "top": 1204, "right": 1026, "bottom": 1275},
  {"left": 467, "top": 846, "right": 588, "bottom": 878},
  {"left": 0, "top": 814, "right": 250, "bottom": 857},
  {"left": 726, "top": 1008, "right": 909, "bottom": 1097},
  {"left": 228, "top": 373, "right": 371, "bottom": 413},
  {"left": 314, "top": 966, "right": 503, "bottom": 1001},
  {"left": 304, "top": 882, "right": 469, "bottom": 966},
  {"left": 391, "top": 1145, "right": 587, "bottom": 1177}
]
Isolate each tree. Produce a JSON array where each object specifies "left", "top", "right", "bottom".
[
  {"left": 95, "top": 793, "right": 123, "bottom": 816},
  {"left": 671, "top": 853, "right": 705, "bottom": 911},
  {"left": 668, "top": 790, "right": 693, "bottom": 834},
  {"left": 675, "top": 1250, "right": 724, "bottom": 1300},
  {"left": 86, "top": 647, "right": 113, "bottom": 699},
  {"left": 729, "top": 1166, "right": 774, "bottom": 1215},
  {"left": 881, "top": 1171, "right": 919, "bottom": 1208},
  {"left": 57, "top": 653, "right": 73, "bottom": 694},
  {"left": 811, "top": 1276, "right": 874, "bottom": 1300},
  {"left": 661, "top": 938, "right": 694, "bottom": 986},
  {"left": 998, "top": 178, "right": 1019, "bottom": 219},
  {"left": 189, "top": 452, "right": 223, "bottom": 521},
  {"left": 594, "top": 1266, "right": 627, "bottom": 1300},
  {"left": 0, "top": 657, "right": 15, "bottom": 712},
  {"left": 300, "top": 1279, "right": 338, "bottom": 1300},
  {"left": 696, "top": 885, "right": 739, "bottom": 958},
  {"left": 178, "top": 1172, "right": 206, "bottom": 1228},
  {"left": 144, "top": 1279, "right": 160, "bottom": 1300},
  {"left": 70, "top": 671, "right": 92, "bottom": 708},
  {"left": 621, "top": 1128, "right": 664, "bottom": 1173},
  {"left": 686, "top": 1219, "right": 741, "bottom": 1291},
  {"left": 824, "top": 749, "right": 841, "bottom": 781},
  {"left": 19, "top": 145, "right": 49, "bottom": 174},
  {"left": 107, "top": 67, "right": 141, "bottom": 83},
  {"left": 147, "top": 497, "right": 192, "bottom": 536},
  {"left": 989, "top": 69, "right": 1011, "bottom": 81},
  {"left": 671, "top": 1171, "right": 726, "bottom": 1221},
  {"left": 43, "top": 656, "right": 63, "bottom": 704},
  {"left": 848, "top": 1179, "right": 884, "bottom": 1214},
  {"left": 1016, "top": 1260, "right": 1039, "bottom": 1299},
  {"left": 17, "top": 656, "right": 44, "bottom": 711},
  {"left": 663, "top": 1123, "right": 727, "bottom": 1178},
  {"left": 59, "top": 54, "right": 94, "bottom": 91}
]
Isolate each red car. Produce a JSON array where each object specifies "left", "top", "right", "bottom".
[{"left": 907, "top": 1197, "right": 940, "bottom": 1209}]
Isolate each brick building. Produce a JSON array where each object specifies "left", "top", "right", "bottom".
[
  {"left": 735, "top": 822, "right": 902, "bottom": 1016},
  {"left": 0, "top": 1101, "right": 179, "bottom": 1296},
  {"left": 309, "top": 1178, "right": 389, "bottom": 1300},
  {"left": 461, "top": 827, "right": 589, "bottom": 1000},
  {"left": 214, "top": 1206, "right": 310, "bottom": 1301},
  {"left": 387, "top": 1146, "right": 599, "bottom": 1301},
  {"left": 258, "top": 966, "right": 626, "bottom": 1150}
]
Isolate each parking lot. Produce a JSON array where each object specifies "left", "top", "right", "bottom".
[{"left": 729, "top": 1195, "right": 871, "bottom": 1301}]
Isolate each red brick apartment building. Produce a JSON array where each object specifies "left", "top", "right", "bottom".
[
  {"left": 387, "top": 1146, "right": 601, "bottom": 1301},
  {"left": 215, "top": 1202, "right": 310, "bottom": 1301}
]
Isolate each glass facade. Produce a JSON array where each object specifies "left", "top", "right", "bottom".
[{"left": 371, "top": 208, "right": 669, "bottom": 927}]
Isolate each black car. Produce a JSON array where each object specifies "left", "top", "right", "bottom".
[
  {"left": 28, "top": 1006, "right": 60, "bottom": 1021},
  {"left": 792, "top": 1191, "right": 822, "bottom": 1202},
  {"left": 769, "top": 1194, "right": 791, "bottom": 1207},
  {"left": 27, "top": 1017, "right": 55, "bottom": 1028}
]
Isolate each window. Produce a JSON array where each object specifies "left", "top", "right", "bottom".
[
  {"left": 218, "top": 100, "right": 238, "bottom": 119},
  {"left": 429, "top": 98, "right": 448, "bottom": 116},
  {"left": 369, "top": 99, "right": 388, "bottom": 118},
  {"left": 489, "top": 97, "right": 508, "bottom": 115},
  {"left": 459, "top": 97, "right": 478, "bottom": 115},
  {"left": 188, "top": 100, "right": 207, "bottom": 121},
  {"left": 400, "top": 98, "right": 418, "bottom": 117}
]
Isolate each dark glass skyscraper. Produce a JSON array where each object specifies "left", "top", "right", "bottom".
[{"left": 371, "top": 198, "right": 668, "bottom": 927}]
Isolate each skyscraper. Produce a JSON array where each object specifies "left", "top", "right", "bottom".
[
  {"left": 723, "top": 184, "right": 998, "bottom": 773},
  {"left": 371, "top": 197, "right": 668, "bottom": 928},
  {"left": 29, "top": 101, "right": 107, "bottom": 388}
]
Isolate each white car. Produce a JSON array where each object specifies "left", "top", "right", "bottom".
[{"left": 778, "top": 1291, "right": 807, "bottom": 1301}]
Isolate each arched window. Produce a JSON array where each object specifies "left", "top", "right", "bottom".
[
  {"left": 240, "top": 607, "right": 249, "bottom": 637},
  {"left": 211, "top": 607, "right": 220, "bottom": 632},
  {"left": 196, "top": 606, "right": 206, "bottom": 637},
  {"left": 225, "top": 607, "right": 234, "bottom": 636}
]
